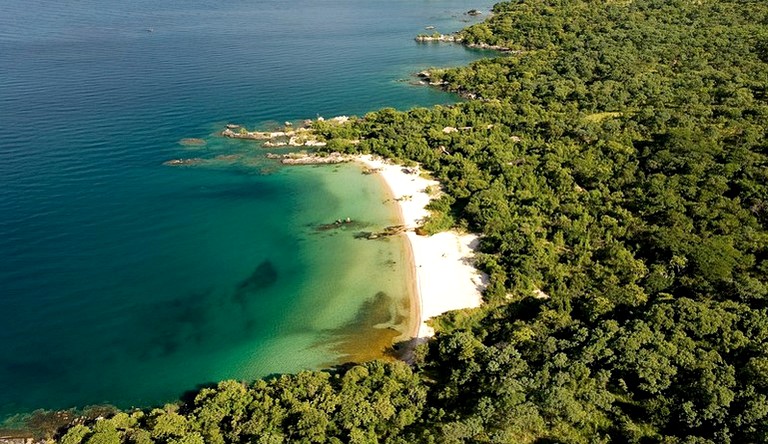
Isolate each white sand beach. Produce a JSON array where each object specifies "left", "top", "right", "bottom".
[{"left": 356, "top": 155, "right": 486, "bottom": 338}]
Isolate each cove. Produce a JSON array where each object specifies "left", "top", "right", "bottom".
[{"left": 0, "top": 0, "right": 493, "bottom": 417}]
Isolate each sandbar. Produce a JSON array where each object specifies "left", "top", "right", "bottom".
[{"left": 356, "top": 154, "right": 486, "bottom": 338}]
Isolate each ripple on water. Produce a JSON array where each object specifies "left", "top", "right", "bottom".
[{"left": 0, "top": 0, "right": 493, "bottom": 417}]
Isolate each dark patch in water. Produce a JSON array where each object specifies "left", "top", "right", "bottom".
[
  {"left": 243, "top": 317, "right": 258, "bottom": 335},
  {"left": 321, "top": 290, "right": 410, "bottom": 365},
  {"left": 131, "top": 288, "right": 215, "bottom": 360},
  {"left": 233, "top": 260, "right": 278, "bottom": 305},
  {"left": 1, "top": 359, "right": 65, "bottom": 385},
  {"left": 126, "top": 269, "right": 286, "bottom": 362},
  {"left": 167, "top": 181, "right": 281, "bottom": 202},
  {"left": 313, "top": 219, "right": 371, "bottom": 232}
]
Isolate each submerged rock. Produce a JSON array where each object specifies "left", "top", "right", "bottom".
[
  {"left": 316, "top": 217, "right": 363, "bottom": 232},
  {"left": 278, "top": 152, "right": 350, "bottom": 165},
  {"left": 178, "top": 138, "right": 206, "bottom": 147},
  {"left": 355, "top": 225, "right": 407, "bottom": 240},
  {"left": 214, "top": 154, "right": 242, "bottom": 162},
  {"left": 163, "top": 158, "right": 204, "bottom": 166},
  {"left": 233, "top": 260, "right": 278, "bottom": 305}
]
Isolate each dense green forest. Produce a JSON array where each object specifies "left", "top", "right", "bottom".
[{"left": 42, "top": 0, "right": 768, "bottom": 442}]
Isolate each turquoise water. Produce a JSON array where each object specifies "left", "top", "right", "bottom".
[{"left": 0, "top": 0, "right": 492, "bottom": 416}]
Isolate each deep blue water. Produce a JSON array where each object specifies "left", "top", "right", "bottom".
[{"left": 0, "top": 0, "right": 492, "bottom": 416}]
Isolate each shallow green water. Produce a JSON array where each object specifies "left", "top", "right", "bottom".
[{"left": 0, "top": 0, "right": 492, "bottom": 415}]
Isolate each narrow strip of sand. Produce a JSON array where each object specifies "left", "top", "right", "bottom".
[{"left": 356, "top": 155, "right": 486, "bottom": 338}]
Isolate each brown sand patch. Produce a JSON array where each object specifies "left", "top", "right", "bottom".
[{"left": 322, "top": 290, "right": 411, "bottom": 365}]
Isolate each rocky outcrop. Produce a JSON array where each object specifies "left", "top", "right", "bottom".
[
  {"left": 288, "top": 136, "right": 326, "bottom": 147},
  {"left": 0, "top": 438, "right": 44, "bottom": 444},
  {"left": 178, "top": 138, "right": 206, "bottom": 147},
  {"left": 0, "top": 438, "right": 47, "bottom": 444},
  {"left": 315, "top": 217, "right": 358, "bottom": 232},
  {"left": 222, "top": 124, "right": 328, "bottom": 147},
  {"left": 415, "top": 33, "right": 461, "bottom": 43},
  {"left": 163, "top": 158, "right": 204, "bottom": 166},
  {"left": 416, "top": 70, "right": 448, "bottom": 86},
  {"left": 466, "top": 42, "right": 520, "bottom": 52},
  {"left": 354, "top": 225, "right": 407, "bottom": 240},
  {"left": 362, "top": 167, "right": 382, "bottom": 175},
  {"left": 221, "top": 128, "right": 289, "bottom": 140},
  {"left": 414, "top": 33, "right": 520, "bottom": 53},
  {"left": 267, "top": 152, "right": 351, "bottom": 165}
]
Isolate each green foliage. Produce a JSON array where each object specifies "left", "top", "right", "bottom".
[
  {"left": 52, "top": 361, "right": 426, "bottom": 443},
  {"left": 51, "top": 0, "right": 768, "bottom": 442},
  {"left": 60, "top": 425, "right": 91, "bottom": 444},
  {"left": 85, "top": 421, "right": 121, "bottom": 444},
  {"left": 316, "top": 0, "right": 768, "bottom": 441},
  {"left": 421, "top": 195, "right": 456, "bottom": 235}
]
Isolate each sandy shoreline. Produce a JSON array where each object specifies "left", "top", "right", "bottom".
[{"left": 356, "top": 155, "right": 486, "bottom": 338}]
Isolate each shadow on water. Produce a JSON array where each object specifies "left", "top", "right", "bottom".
[
  {"left": 131, "top": 288, "right": 214, "bottom": 361},
  {"left": 1, "top": 359, "right": 67, "bottom": 388},
  {"left": 233, "top": 260, "right": 278, "bottom": 306},
  {"left": 121, "top": 260, "right": 281, "bottom": 362}
]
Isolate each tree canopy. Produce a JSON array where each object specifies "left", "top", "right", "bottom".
[{"left": 47, "top": 0, "right": 768, "bottom": 442}]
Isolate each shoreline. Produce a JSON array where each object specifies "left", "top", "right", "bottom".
[{"left": 355, "top": 155, "right": 486, "bottom": 339}]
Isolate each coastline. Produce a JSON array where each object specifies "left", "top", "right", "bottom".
[{"left": 355, "top": 155, "right": 486, "bottom": 339}]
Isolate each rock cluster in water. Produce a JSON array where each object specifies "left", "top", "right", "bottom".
[
  {"left": 165, "top": 117, "right": 359, "bottom": 168},
  {"left": 414, "top": 33, "right": 518, "bottom": 53},
  {"left": 178, "top": 138, "right": 207, "bottom": 147},
  {"left": 354, "top": 225, "right": 407, "bottom": 240},
  {"left": 163, "top": 158, "right": 204, "bottom": 166},
  {"left": 221, "top": 116, "right": 353, "bottom": 147},
  {"left": 221, "top": 127, "right": 327, "bottom": 147},
  {"left": 266, "top": 152, "right": 351, "bottom": 165},
  {"left": 414, "top": 33, "right": 462, "bottom": 43}
]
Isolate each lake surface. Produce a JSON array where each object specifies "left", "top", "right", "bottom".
[{"left": 0, "top": 0, "right": 492, "bottom": 416}]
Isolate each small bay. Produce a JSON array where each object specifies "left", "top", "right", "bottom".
[{"left": 0, "top": 0, "right": 492, "bottom": 416}]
